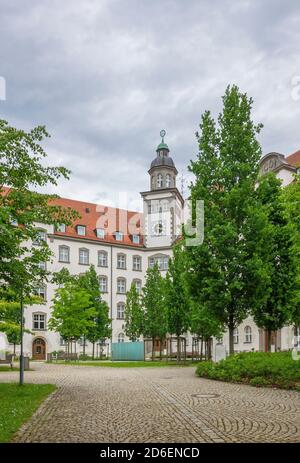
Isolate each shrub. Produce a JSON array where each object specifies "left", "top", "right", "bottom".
[{"left": 196, "top": 351, "right": 300, "bottom": 390}]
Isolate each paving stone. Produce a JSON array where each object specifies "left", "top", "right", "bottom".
[{"left": 0, "top": 362, "right": 299, "bottom": 443}]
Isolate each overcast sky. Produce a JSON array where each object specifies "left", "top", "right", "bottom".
[{"left": 1, "top": 0, "right": 300, "bottom": 210}]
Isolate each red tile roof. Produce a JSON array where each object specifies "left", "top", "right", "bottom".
[
  {"left": 286, "top": 150, "right": 300, "bottom": 167},
  {"left": 2, "top": 187, "right": 144, "bottom": 247},
  {"left": 51, "top": 196, "right": 143, "bottom": 247}
]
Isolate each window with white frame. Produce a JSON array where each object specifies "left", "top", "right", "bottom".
[
  {"left": 117, "top": 303, "right": 125, "bottom": 319},
  {"left": 166, "top": 174, "right": 171, "bottom": 188},
  {"left": 33, "top": 313, "right": 46, "bottom": 330},
  {"left": 132, "top": 234, "right": 140, "bottom": 244},
  {"left": 33, "top": 229, "right": 47, "bottom": 245},
  {"left": 216, "top": 336, "right": 223, "bottom": 345},
  {"left": 96, "top": 228, "right": 105, "bottom": 239},
  {"left": 76, "top": 225, "right": 86, "bottom": 236},
  {"left": 99, "top": 276, "right": 108, "bottom": 293},
  {"left": 56, "top": 223, "right": 66, "bottom": 233},
  {"left": 149, "top": 255, "right": 169, "bottom": 271},
  {"left": 157, "top": 173, "right": 163, "bottom": 188},
  {"left": 233, "top": 328, "right": 239, "bottom": 344},
  {"left": 34, "top": 285, "right": 46, "bottom": 301},
  {"left": 60, "top": 336, "right": 67, "bottom": 346},
  {"left": 117, "top": 278, "right": 126, "bottom": 294},
  {"left": 133, "top": 279, "right": 142, "bottom": 294},
  {"left": 59, "top": 245, "right": 70, "bottom": 263},
  {"left": 117, "top": 253, "right": 126, "bottom": 269},
  {"left": 118, "top": 333, "right": 125, "bottom": 343},
  {"left": 79, "top": 248, "right": 89, "bottom": 265},
  {"left": 114, "top": 231, "right": 124, "bottom": 241},
  {"left": 38, "top": 261, "right": 47, "bottom": 271},
  {"left": 244, "top": 326, "right": 252, "bottom": 343},
  {"left": 98, "top": 251, "right": 108, "bottom": 267},
  {"left": 133, "top": 255, "right": 142, "bottom": 271}
]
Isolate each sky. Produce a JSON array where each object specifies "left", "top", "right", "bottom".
[{"left": 1, "top": 0, "right": 300, "bottom": 211}]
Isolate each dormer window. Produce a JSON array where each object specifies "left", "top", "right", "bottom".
[
  {"left": 96, "top": 228, "right": 105, "bottom": 239},
  {"left": 132, "top": 234, "right": 140, "bottom": 244},
  {"left": 76, "top": 225, "right": 86, "bottom": 236},
  {"left": 157, "top": 174, "right": 163, "bottom": 188},
  {"left": 115, "top": 231, "right": 124, "bottom": 241},
  {"left": 56, "top": 223, "right": 66, "bottom": 233}
]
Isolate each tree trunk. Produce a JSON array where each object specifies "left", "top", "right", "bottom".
[
  {"left": 159, "top": 340, "right": 162, "bottom": 361},
  {"left": 83, "top": 335, "right": 86, "bottom": 357},
  {"left": 92, "top": 342, "right": 95, "bottom": 360},
  {"left": 228, "top": 318, "right": 235, "bottom": 355},
  {"left": 176, "top": 336, "right": 181, "bottom": 363},
  {"left": 200, "top": 338, "right": 203, "bottom": 362},
  {"left": 267, "top": 329, "right": 272, "bottom": 352},
  {"left": 152, "top": 337, "right": 155, "bottom": 361},
  {"left": 13, "top": 343, "right": 16, "bottom": 356}
]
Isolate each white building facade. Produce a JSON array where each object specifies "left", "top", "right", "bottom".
[{"left": 5, "top": 139, "right": 300, "bottom": 359}]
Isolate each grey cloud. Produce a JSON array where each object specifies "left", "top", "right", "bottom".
[{"left": 0, "top": 0, "right": 300, "bottom": 207}]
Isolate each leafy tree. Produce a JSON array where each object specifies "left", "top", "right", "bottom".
[
  {"left": 186, "top": 85, "right": 268, "bottom": 354},
  {"left": 0, "top": 118, "right": 79, "bottom": 296},
  {"left": 125, "top": 283, "right": 143, "bottom": 341},
  {"left": 77, "top": 266, "right": 111, "bottom": 358},
  {"left": 251, "top": 173, "right": 296, "bottom": 350},
  {"left": 142, "top": 264, "right": 167, "bottom": 360},
  {"left": 48, "top": 281, "right": 96, "bottom": 353},
  {"left": 280, "top": 174, "right": 300, "bottom": 328},
  {"left": 190, "top": 302, "right": 223, "bottom": 360},
  {"left": 165, "top": 245, "right": 190, "bottom": 362}
]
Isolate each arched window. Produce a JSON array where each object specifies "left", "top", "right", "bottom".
[
  {"left": 133, "top": 279, "right": 142, "bottom": 294},
  {"left": 33, "top": 229, "right": 47, "bottom": 246},
  {"left": 98, "top": 251, "right": 108, "bottom": 267},
  {"left": 166, "top": 174, "right": 171, "bottom": 188},
  {"left": 157, "top": 174, "right": 163, "bottom": 188},
  {"left": 117, "top": 303, "right": 125, "bottom": 319},
  {"left": 118, "top": 333, "right": 125, "bottom": 343},
  {"left": 99, "top": 276, "right": 108, "bottom": 293},
  {"left": 133, "top": 255, "right": 142, "bottom": 271},
  {"left": 34, "top": 284, "right": 46, "bottom": 301},
  {"left": 244, "top": 326, "right": 252, "bottom": 343},
  {"left": 117, "top": 253, "right": 126, "bottom": 269},
  {"left": 59, "top": 245, "right": 70, "bottom": 263},
  {"left": 117, "top": 278, "right": 126, "bottom": 294},
  {"left": 233, "top": 328, "right": 239, "bottom": 344},
  {"left": 79, "top": 248, "right": 89, "bottom": 265},
  {"left": 149, "top": 254, "right": 169, "bottom": 271}
]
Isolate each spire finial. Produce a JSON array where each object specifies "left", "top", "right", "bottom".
[{"left": 160, "top": 129, "right": 166, "bottom": 143}]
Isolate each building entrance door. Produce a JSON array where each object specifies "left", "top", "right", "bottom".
[{"left": 32, "top": 338, "right": 46, "bottom": 360}]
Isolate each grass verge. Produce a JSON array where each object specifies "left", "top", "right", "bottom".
[
  {"left": 0, "top": 383, "right": 56, "bottom": 442},
  {"left": 46, "top": 360, "right": 193, "bottom": 368},
  {"left": 196, "top": 351, "right": 300, "bottom": 390}
]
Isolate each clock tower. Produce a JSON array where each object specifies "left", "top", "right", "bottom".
[{"left": 141, "top": 130, "right": 184, "bottom": 248}]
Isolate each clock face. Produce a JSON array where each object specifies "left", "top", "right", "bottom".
[{"left": 152, "top": 221, "right": 165, "bottom": 236}]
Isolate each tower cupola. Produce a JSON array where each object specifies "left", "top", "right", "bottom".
[{"left": 149, "top": 130, "right": 177, "bottom": 190}]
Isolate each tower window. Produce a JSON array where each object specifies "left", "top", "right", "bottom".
[
  {"left": 157, "top": 174, "right": 163, "bottom": 188},
  {"left": 166, "top": 174, "right": 171, "bottom": 188}
]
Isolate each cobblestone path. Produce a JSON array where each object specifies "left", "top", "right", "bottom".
[{"left": 1, "top": 362, "right": 299, "bottom": 443}]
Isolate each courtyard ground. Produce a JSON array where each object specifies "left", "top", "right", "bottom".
[{"left": 0, "top": 362, "right": 299, "bottom": 443}]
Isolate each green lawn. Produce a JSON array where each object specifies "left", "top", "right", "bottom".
[
  {"left": 0, "top": 383, "right": 56, "bottom": 442},
  {"left": 47, "top": 360, "right": 193, "bottom": 368},
  {"left": 196, "top": 351, "right": 300, "bottom": 390}
]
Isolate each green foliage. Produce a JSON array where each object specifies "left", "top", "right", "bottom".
[
  {"left": 196, "top": 351, "right": 300, "bottom": 390},
  {"left": 48, "top": 281, "right": 96, "bottom": 341},
  {"left": 0, "top": 383, "right": 56, "bottom": 442},
  {"left": 0, "top": 118, "right": 79, "bottom": 295},
  {"left": 125, "top": 283, "right": 143, "bottom": 341},
  {"left": 142, "top": 264, "right": 167, "bottom": 341},
  {"left": 186, "top": 85, "right": 276, "bottom": 354},
  {"left": 251, "top": 173, "right": 295, "bottom": 338}
]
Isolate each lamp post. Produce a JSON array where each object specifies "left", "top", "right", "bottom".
[{"left": 19, "top": 289, "right": 24, "bottom": 386}]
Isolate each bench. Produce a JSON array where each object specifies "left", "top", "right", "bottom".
[
  {"left": 0, "top": 354, "right": 13, "bottom": 369},
  {"left": 48, "top": 352, "right": 78, "bottom": 362}
]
